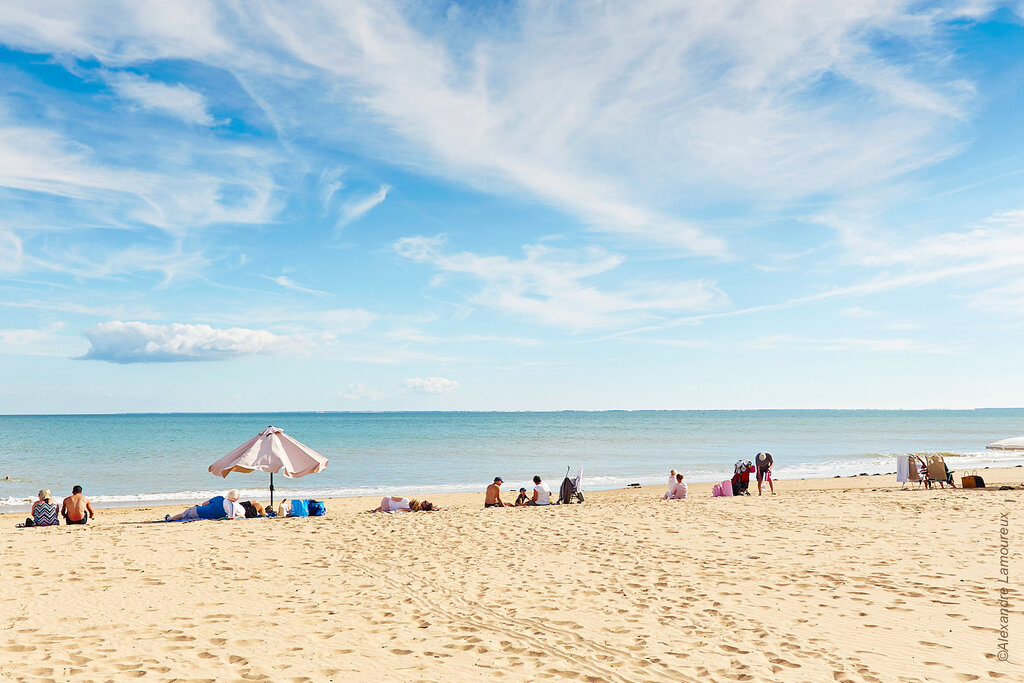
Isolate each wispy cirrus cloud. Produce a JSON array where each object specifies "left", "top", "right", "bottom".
[
  {"left": 105, "top": 70, "right": 218, "bottom": 126},
  {"left": 0, "top": 124, "right": 278, "bottom": 235},
  {"left": 0, "top": 1, "right": 983, "bottom": 255},
  {"left": 262, "top": 275, "right": 330, "bottom": 297},
  {"left": 337, "top": 184, "right": 390, "bottom": 231},
  {"left": 394, "top": 235, "right": 726, "bottom": 331},
  {"left": 78, "top": 321, "right": 293, "bottom": 363}
]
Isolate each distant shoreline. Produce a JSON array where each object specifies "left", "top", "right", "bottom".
[{"left": 2, "top": 407, "right": 1024, "bottom": 417}]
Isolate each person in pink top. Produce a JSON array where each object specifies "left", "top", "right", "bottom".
[{"left": 663, "top": 473, "right": 688, "bottom": 499}]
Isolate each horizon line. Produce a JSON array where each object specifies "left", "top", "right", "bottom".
[{"left": 2, "top": 407, "right": 1023, "bottom": 417}]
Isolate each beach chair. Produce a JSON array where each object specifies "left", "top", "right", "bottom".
[
  {"left": 903, "top": 455, "right": 923, "bottom": 489},
  {"left": 558, "top": 466, "right": 584, "bottom": 504},
  {"left": 926, "top": 455, "right": 955, "bottom": 489}
]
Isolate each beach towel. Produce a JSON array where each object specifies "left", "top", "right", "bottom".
[
  {"left": 289, "top": 499, "right": 309, "bottom": 517},
  {"left": 896, "top": 455, "right": 909, "bottom": 483}
]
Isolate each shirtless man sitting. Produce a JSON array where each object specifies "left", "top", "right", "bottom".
[
  {"left": 61, "top": 485, "right": 95, "bottom": 525},
  {"left": 484, "top": 477, "right": 506, "bottom": 508}
]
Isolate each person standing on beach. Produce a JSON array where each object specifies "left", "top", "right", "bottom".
[
  {"left": 529, "top": 476, "right": 551, "bottom": 506},
  {"left": 756, "top": 452, "right": 774, "bottom": 495},
  {"left": 61, "top": 485, "right": 95, "bottom": 524},
  {"left": 485, "top": 477, "right": 507, "bottom": 507}
]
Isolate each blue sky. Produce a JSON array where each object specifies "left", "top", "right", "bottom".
[{"left": 1, "top": 1, "right": 1024, "bottom": 412}]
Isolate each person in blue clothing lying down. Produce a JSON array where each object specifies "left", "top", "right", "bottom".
[{"left": 165, "top": 490, "right": 246, "bottom": 522}]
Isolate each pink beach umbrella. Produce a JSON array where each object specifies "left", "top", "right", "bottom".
[{"left": 209, "top": 426, "right": 329, "bottom": 507}]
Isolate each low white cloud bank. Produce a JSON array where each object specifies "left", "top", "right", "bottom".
[
  {"left": 402, "top": 376, "right": 459, "bottom": 394},
  {"left": 395, "top": 235, "right": 726, "bottom": 331},
  {"left": 78, "top": 321, "right": 292, "bottom": 363},
  {"left": 105, "top": 71, "right": 217, "bottom": 126}
]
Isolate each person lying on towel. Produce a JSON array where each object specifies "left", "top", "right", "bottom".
[{"left": 165, "top": 490, "right": 245, "bottom": 522}]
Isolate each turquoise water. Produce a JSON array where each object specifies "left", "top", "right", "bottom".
[{"left": 2, "top": 410, "right": 1023, "bottom": 511}]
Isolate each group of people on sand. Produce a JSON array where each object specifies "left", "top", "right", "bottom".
[
  {"left": 663, "top": 452, "right": 777, "bottom": 499},
  {"left": 483, "top": 475, "right": 552, "bottom": 507},
  {"left": 19, "top": 486, "right": 95, "bottom": 527},
  {"left": 165, "top": 490, "right": 248, "bottom": 521},
  {"left": 164, "top": 492, "right": 304, "bottom": 520}
]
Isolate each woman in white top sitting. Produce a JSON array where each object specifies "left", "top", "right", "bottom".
[{"left": 529, "top": 476, "right": 551, "bottom": 506}]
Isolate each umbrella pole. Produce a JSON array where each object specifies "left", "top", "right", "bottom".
[{"left": 270, "top": 472, "right": 275, "bottom": 508}]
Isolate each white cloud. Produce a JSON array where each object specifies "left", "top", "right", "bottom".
[
  {"left": 263, "top": 275, "right": 330, "bottom": 297},
  {"left": 0, "top": 125, "right": 278, "bottom": 236},
  {"left": 395, "top": 235, "right": 726, "bottom": 331},
  {"left": 105, "top": 71, "right": 216, "bottom": 126},
  {"left": 0, "top": 229, "right": 23, "bottom": 274},
  {"left": 78, "top": 321, "right": 293, "bottom": 363},
  {"left": 32, "top": 243, "right": 209, "bottom": 284},
  {"left": 0, "top": 322, "right": 66, "bottom": 346},
  {"left": 202, "top": 307, "right": 378, "bottom": 335},
  {"left": 0, "top": 1, "right": 993, "bottom": 256},
  {"left": 337, "top": 184, "right": 391, "bottom": 231},
  {"left": 402, "top": 376, "right": 459, "bottom": 394},
  {"left": 318, "top": 167, "right": 345, "bottom": 210}
]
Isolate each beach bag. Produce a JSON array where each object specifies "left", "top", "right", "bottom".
[
  {"left": 289, "top": 499, "right": 309, "bottom": 517},
  {"left": 712, "top": 483, "right": 722, "bottom": 497},
  {"left": 307, "top": 500, "right": 326, "bottom": 516},
  {"left": 721, "top": 480, "right": 733, "bottom": 497},
  {"left": 961, "top": 471, "right": 985, "bottom": 489}
]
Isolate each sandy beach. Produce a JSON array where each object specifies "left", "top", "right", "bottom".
[{"left": 2, "top": 470, "right": 1022, "bottom": 682}]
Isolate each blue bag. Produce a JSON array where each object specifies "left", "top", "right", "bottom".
[
  {"left": 307, "top": 500, "right": 326, "bottom": 516},
  {"left": 289, "top": 499, "right": 309, "bottom": 517}
]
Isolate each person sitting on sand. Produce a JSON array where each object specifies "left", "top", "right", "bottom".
[
  {"left": 666, "top": 469, "right": 677, "bottom": 497},
  {"left": 529, "top": 476, "right": 551, "bottom": 506},
  {"left": 165, "top": 490, "right": 245, "bottom": 522},
  {"left": 755, "top": 452, "right": 774, "bottom": 496},
  {"left": 663, "top": 473, "right": 688, "bottom": 499},
  {"left": 20, "top": 489, "right": 60, "bottom": 527},
  {"left": 240, "top": 500, "right": 265, "bottom": 518},
  {"left": 61, "top": 485, "right": 95, "bottom": 525},
  {"left": 370, "top": 497, "right": 435, "bottom": 512},
  {"left": 485, "top": 476, "right": 507, "bottom": 508},
  {"left": 515, "top": 487, "right": 530, "bottom": 506}
]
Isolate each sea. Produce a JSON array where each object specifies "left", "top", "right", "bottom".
[{"left": 2, "top": 410, "right": 1023, "bottom": 512}]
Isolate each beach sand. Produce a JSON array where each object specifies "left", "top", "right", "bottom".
[{"left": 2, "top": 469, "right": 1023, "bottom": 682}]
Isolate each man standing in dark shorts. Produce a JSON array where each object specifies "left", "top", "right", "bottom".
[{"left": 756, "top": 452, "right": 774, "bottom": 496}]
